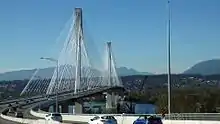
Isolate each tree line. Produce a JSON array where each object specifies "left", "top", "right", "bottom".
[{"left": 127, "top": 87, "right": 220, "bottom": 113}]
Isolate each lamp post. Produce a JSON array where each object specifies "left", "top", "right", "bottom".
[
  {"left": 34, "top": 75, "right": 42, "bottom": 111},
  {"left": 40, "top": 57, "right": 59, "bottom": 113},
  {"left": 167, "top": 0, "right": 171, "bottom": 118}
]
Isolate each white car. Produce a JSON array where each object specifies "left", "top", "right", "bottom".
[
  {"left": 88, "top": 115, "right": 118, "bottom": 124},
  {"left": 45, "top": 113, "right": 62, "bottom": 122}
]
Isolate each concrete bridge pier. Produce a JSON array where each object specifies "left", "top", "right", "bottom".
[
  {"left": 59, "top": 100, "right": 74, "bottom": 113},
  {"left": 74, "top": 100, "right": 83, "bottom": 114},
  {"left": 106, "top": 92, "right": 113, "bottom": 109},
  {"left": 105, "top": 92, "right": 119, "bottom": 111}
]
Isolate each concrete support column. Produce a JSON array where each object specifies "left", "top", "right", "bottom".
[
  {"left": 106, "top": 92, "right": 119, "bottom": 109},
  {"left": 112, "top": 92, "right": 119, "bottom": 107},
  {"left": 59, "top": 99, "right": 75, "bottom": 113},
  {"left": 69, "top": 105, "right": 75, "bottom": 114},
  {"left": 59, "top": 105, "right": 62, "bottom": 113},
  {"left": 106, "top": 92, "right": 113, "bottom": 109},
  {"left": 75, "top": 101, "right": 83, "bottom": 114},
  {"left": 111, "top": 92, "right": 116, "bottom": 107}
]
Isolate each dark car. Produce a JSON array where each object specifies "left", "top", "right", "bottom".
[
  {"left": 8, "top": 104, "right": 12, "bottom": 107},
  {"left": 8, "top": 107, "right": 16, "bottom": 114},
  {"left": 15, "top": 112, "right": 23, "bottom": 118},
  {"left": 133, "top": 115, "right": 163, "bottom": 124}
]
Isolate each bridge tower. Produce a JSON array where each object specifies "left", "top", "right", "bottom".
[
  {"left": 107, "top": 41, "right": 112, "bottom": 86},
  {"left": 74, "top": 8, "right": 83, "bottom": 94},
  {"left": 73, "top": 8, "right": 84, "bottom": 114},
  {"left": 105, "top": 41, "right": 120, "bottom": 112}
]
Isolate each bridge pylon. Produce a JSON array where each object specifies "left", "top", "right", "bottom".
[
  {"left": 104, "top": 41, "right": 123, "bottom": 112},
  {"left": 74, "top": 8, "right": 83, "bottom": 94},
  {"left": 104, "top": 41, "right": 122, "bottom": 87}
]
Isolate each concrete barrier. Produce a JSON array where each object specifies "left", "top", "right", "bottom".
[
  {"left": 163, "top": 120, "right": 220, "bottom": 124},
  {"left": 30, "top": 110, "right": 220, "bottom": 124},
  {"left": 1, "top": 113, "right": 34, "bottom": 123},
  {"left": 30, "top": 109, "right": 47, "bottom": 118},
  {"left": 60, "top": 115, "right": 220, "bottom": 124},
  {"left": 0, "top": 113, "right": 70, "bottom": 124}
]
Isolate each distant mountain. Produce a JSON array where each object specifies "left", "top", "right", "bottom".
[
  {"left": 0, "top": 67, "right": 54, "bottom": 81},
  {"left": 117, "top": 67, "right": 153, "bottom": 76},
  {"left": 183, "top": 59, "right": 220, "bottom": 75},
  {"left": 0, "top": 66, "right": 152, "bottom": 81}
]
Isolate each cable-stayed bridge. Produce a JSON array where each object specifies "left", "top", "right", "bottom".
[
  {"left": 0, "top": 8, "right": 124, "bottom": 114},
  {"left": 1, "top": 7, "right": 220, "bottom": 124}
]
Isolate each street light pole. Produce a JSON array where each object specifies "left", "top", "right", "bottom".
[
  {"left": 167, "top": 0, "right": 171, "bottom": 118},
  {"left": 56, "top": 61, "right": 58, "bottom": 113},
  {"left": 40, "top": 57, "right": 59, "bottom": 113}
]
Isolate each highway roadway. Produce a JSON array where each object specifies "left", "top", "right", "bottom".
[
  {"left": 0, "top": 101, "right": 87, "bottom": 124},
  {"left": 0, "top": 117, "right": 18, "bottom": 124},
  {"left": 0, "top": 104, "right": 19, "bottom": 124},
  {"left": 0, "top": 86, "right": 121, "bottom": 124}
]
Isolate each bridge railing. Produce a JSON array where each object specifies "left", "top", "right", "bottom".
[
  {"left": 30, "top": 97, "right": 220, "bottom": 121},
  {"left": 164, "top": 113, "right": 220, "bottom": 120},
  {"left": 58, "top": 113, "right": 220, "bottom": 120},
  {"left": 30, "top": 109, "right": 220, "bottom": 124},
  {"left": 29, "top": 99, "right": 220, "bottom": 123},
  {"left": 32, "top": 106, "right": 220, "bottom": 121},
  {"left": 0, "top": 86, "right": 119, "bottom": 106}
]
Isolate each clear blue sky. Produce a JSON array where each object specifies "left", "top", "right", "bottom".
[{"left": 0, "top": 0, "right": 220, "bottom": 74}]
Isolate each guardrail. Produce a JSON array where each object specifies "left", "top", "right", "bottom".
[
  {"left": 30, "top": 109, "right": 220, "bottom": 124},
  {"left": 30, "top": 100, "right": 220, "bottom": 123},
  {"left": 33, "top": 109, "right": 220, "bottom": 120},
  {"left": 1, "top": 113, "right": 35, "bottom": 124},
  {"left": 0, "top": 113, "right": 70, "bottom": 124},
  {"left": 0, "top": 87, "right": 105, "bottom": 106},
  {"left": 164, "top": 113, "right": 220, "bottom": 120},
  {"left": 0, "top": 95, "right": 44, "bottom": 105},
  {"left": 33, "top": 107, "right": 220, "bottom": 121},
  {"left": 0, "top": 102, "right": 70, "bottom": 124}
]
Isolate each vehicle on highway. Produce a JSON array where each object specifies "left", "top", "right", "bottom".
[
  {"left": 133, "top": 115, "right": 163, "bottom": 124},
  {"left": 88, "top": 115, "right": 118, "bottom": 124},
  {"left": 15, "top": 112, "right": 23, "bottom": 118},
  {"left": 8, "top": 107, "right": 16, "bottom": 114},
  {"left": 18, "top": 105, "right": 22, "bottom": 109},
  {"left": 8, "top": 104, "right": 12, "bottom": 107},
  {"left": 47, "top": 98, "right": 53, "bottom": 101},
  {"left": 45, "top": 113, "right": 62, "bottom": 122}
]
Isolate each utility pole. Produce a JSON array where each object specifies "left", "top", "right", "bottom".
[
  {"left": 167, "top": 0, "right": 172, "bottom": 118},
  {"left": 56, "top": 61, "right": 59, "bottom": 113}
]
